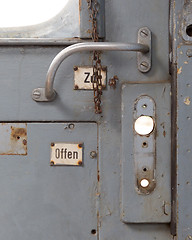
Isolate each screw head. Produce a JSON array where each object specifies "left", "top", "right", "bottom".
[
  {"left": 73, "top": 66, "right": 78, "bottom": 71},
  {"left": 90, "top": 151, "right": 97, "bottom": 158},
  {"left": 140, "top": 61, "right": 149, "bottom": 71},
  {"left": 78, "top": 160, "right": 83, "bottom": 166},
  {"left": 68, "top": 123, "right": 75, "bottom": 129},
  {"left": 51, "top": 142, "right": 55, "bottom": 147},
  {"left": 74, "top": 85, "right": 79, "bottom": 90},
  {"left": 50, "top": 160, "right": 54, "bottom": 166},
  {"left": 140, "top": 29, "right": 149, "bottom": 37},
  {"left": 78, "top": 143, "right": 83, "bottom": 148},
  {"left": 33, "top": 90, "right": 41, "bottom": 99}
]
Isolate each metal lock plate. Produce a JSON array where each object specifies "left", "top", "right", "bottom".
[
  {"left": 134, "top": 96, "right": 156, "bottom": 194},
  {"left": 121, "top": 83, "right": 171, "bottom": 223}
]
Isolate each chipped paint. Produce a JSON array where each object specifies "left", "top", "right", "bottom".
[
  {"left": 186, "top": 236, "right": 192, "bottom": 240},
  {"left": 0, "top": 123, "right": 27, "bottom": 155},
  {"left": 177, "top": 67, "right": 182, "bottom": 74},
  {"left": 184, "top": 96, "right": 191, "bottom": 105}
]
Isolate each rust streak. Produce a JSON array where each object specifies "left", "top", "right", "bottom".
[
  {"left": 79, "top": 0, "right": 82, "bottom": 11},
  {"left": 97, "top": 170, "right": 100, "bottom": 182},
  {"left": 163, "top": 130, "right": 166, "bottom": 137}
]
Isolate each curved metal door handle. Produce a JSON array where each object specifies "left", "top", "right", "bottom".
[{"left": 32, "top": 27, "right": 151, "bottom": 102}]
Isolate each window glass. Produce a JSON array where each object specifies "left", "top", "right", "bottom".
[
  {"left": 0, "top": 0, "right": 79, "bottom": 39},
  {"left": 0, "top": 0, "right": 69, "bottom": 27}
]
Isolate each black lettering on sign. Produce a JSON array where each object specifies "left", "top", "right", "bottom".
[
  {"left": 55, "top": 148, "right": 79, "bottom": 159},
  {"left": 55, "top": 148, "right": 60, "bottom": 159},
  {"left": 73, "top": 151, "right": 78, "bottom": 159},
  {"left": 68, "top": 151, "right": 72, "bottom": 159},
  {"left": 84, "top": 72, "right": 90, "bottom": 83}
]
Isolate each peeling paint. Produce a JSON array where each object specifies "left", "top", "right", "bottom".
[
  {"left": 184, "top": 96, "right": 191, "bottom": 105},
  {"left": 177, "top": 67, "right": 182, "bottom": 74}
]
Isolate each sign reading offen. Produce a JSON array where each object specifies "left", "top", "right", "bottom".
[{"left": 50, "top": 142, "right": 83, "bottom": 166}]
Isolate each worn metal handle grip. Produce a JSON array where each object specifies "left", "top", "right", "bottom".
[{"left": 32, "top": 28, "right": 151, "bottom": 102}]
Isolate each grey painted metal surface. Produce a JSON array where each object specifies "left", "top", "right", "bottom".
[
  {"left": 172, "top": 0, "right": 192, "bottom": 238},
  {"left": 177, "top": 45, "right": 192, "bottom": 239},
  {"left": 121, "top": 83, "right": 171, "bottom": 223},
  {"left": 0, "top": 123, "right": 98, "bottom": 240},
  {"left": 0, "top": 0, "right": 173, "bottom": 239}
]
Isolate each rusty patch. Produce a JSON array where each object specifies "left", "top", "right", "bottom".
[
  {"left": 97, "top": 170, "right": 100, "bottom": 182},
  {"left": 108, "top": 75, "right": 119, "bottom": 89},
  {"left": 163, "top": 130, "right": 166, "bottom": 137},
  {"left": 11, "top": 127, "right": 26, "bottom": 141},
  {"left": 0, "top": 123, "right": 27, "bottom": 155}
]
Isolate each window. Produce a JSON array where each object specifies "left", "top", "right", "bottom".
[{"left": 0, "top": 0, "right": 79, "bottom": 40}]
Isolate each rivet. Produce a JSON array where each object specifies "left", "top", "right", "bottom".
[
  {"left": 78, "top": 143, "right": 83, "bottom": 148},
  {"left": 78, "top": 160, "right": 83, "bottom": 165},
  {"left": 90, "top": 151, "right": 97, "bottom": 158},
  {"left": 73, "top": 66, "right": 78, "bottom": 71},
  {"left": 68, "top": 123, "right": 75, "bottom": 129},
  {"left": 50, "top": 161, "right": 54, "bottom": 166}
]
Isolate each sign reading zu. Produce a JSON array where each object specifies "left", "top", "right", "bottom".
[
  {"left": 50, "top": 143, "right": 83, "bottom": 166},
  {"left": 74, "top": 66, "right": 106, "bottom": 90}
]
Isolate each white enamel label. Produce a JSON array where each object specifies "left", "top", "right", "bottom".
[
  {"left": 74, "top": 66, "right": 106, "bottom": 89},
  {"left": 50, "top": 143, "right": 83, "bottom": 166}
]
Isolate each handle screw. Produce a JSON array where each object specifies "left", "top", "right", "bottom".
[
  {"left": 32, "top": 90, "right": 41, "bottom": 99},
  {"left": 140, "top": 61, "right": 149, "bottom": 71},
  {"left": 140, "top": 29, "right": 148, "bottom": 37}
]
